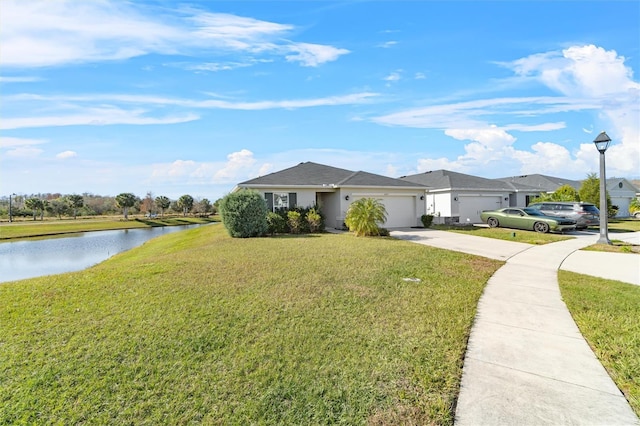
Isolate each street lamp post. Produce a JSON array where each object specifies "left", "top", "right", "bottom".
[{"left": 593, "top": 131, "right": 611, "bottom": 245}]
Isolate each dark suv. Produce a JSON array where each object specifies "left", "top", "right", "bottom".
[{"left": 527, "top": 202, "right": 599, "bottom": 229}]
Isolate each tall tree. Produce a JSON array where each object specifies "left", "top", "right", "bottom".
[
  {"left": 47, "top": 198, "right": 70, "bottom": 219},
  {"left": 177, "top": 194, "right": 194, "bottom": 217},
  {"left": 155, "top": 196, "right": 171, "bottom": 217},
  {"left": 579, "top": 173, "right": 614, "bottom": 216},
  {"left": 25, "top": 198, "right": 43, "bottom": 221},
  {"left": 67, "top": 194, "right": 84, "bottom": 219},
  {"left": 198, "top": 198, "right": 212, "bottom": 216},
  {"left": 115, "top": 193, "right": 137, "bottom": 220},
  {"left": 141, "top": 191, "right": 154, "bottom": 215}
]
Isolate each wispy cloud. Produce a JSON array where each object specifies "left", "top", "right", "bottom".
[
  {"left": 1, "top": 0, "right": 349, "bottom": 68},
  {"left": 2, "top": 92, "right": 379, "bottom": 129},
  {"left": 0, "top": 76, "right": 43, "bottom": 83},
  {"left": 56, "top": 150, "right": 78, "bottom": 159},
  {"left": 377, "top": 41, "right": 398, "bottom": 48},
  {"left": 0, "top": 107, "right": 199, "bottom": 130}
]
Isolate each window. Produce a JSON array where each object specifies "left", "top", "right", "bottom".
[
  {"left": 264, "top": 192, "right": 297, "bottom": 212},
  {"left": 274, "top": 193, "right": 288, "bottom": 209}
]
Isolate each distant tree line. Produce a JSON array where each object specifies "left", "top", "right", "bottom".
[{"left": 0, "top": 192, "right": 221, "bottom": 221}]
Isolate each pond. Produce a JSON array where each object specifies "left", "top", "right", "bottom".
[{"left": 0, "top": 224, "right": 207, "bottom": 284}]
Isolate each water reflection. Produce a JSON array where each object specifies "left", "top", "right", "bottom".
[{"left": 0, "top": 225, "right": 205, "bottom": 283}]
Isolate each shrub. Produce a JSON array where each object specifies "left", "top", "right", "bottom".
[
  {"left": 345, "top": 198, "right": 387, "bottom": 237},
  {"left": 420, "top": 214, "right": 434, "bottom": 228},
  {"left": 219, "top": 190, "right": 268, "bottom": 238},
  {"left": 287, "top": 210, "right": 302, "bottom": 234},
  {"left": 267, "top": 212, "right": 286, "bottom": 235},
  {"left": 306, "top": 207, "right": 323, "bottom": 233}
]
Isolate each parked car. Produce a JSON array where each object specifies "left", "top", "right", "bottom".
[
  {"left": 480, "top": 207, "right": 577, "bottom": 233},
  {"left": 527, "top": 202, "right": 599, "bottom": 229}
]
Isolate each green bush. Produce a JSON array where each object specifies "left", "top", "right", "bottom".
[
  {"left": 267, "top": 212, "right": 286, "bottom": 235},
  {"left": 272, "top": 206, "right": 325, "bottom": 234},
  {"left": 287, "top": 210, "right": 302, "bottom": 234},
  {"left": 219, "top": 190, "right": 268, "bottom": 238},
  {"left": 345, "top": 198, "right": 387, "bottom": 237},
  {"left": 420, "top": 214, "right": 434, "bottom": 228},
  {"left": 306, "top": 207, "right": 323, "bottom": 233}
]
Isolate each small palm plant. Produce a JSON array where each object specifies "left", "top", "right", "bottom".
[{"left": 344, "top": 197, "right": 387, "bottom": 237}]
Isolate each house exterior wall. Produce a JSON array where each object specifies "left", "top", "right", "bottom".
[
  {"left": 338, "top": 188, "right": 426, "bottom": 228},
  {"left": 608, "top": 180, "right": 637, "bottom": 217}
]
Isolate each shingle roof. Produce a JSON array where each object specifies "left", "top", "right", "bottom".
[
  {"left": 496, "top": 174, "right": 582, "bottom": 191},
  {"left": 399, "top": 170, "right": 516, "bottom": 191},
  {"left": 238, "top": 161, "right": 425, "bottom": 188}
]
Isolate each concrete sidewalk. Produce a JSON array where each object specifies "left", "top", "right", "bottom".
[{"left": 390, "top": 229, "right": 640, "bottom": 425}]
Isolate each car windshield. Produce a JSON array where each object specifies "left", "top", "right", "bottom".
[
  {"left": 522, "top": 208, "right": 544, "bottom": 216},
  {"left": 582, "top": 205, "right": 600, "bottom": 213}
]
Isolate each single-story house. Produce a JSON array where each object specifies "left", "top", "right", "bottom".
[
  {"left": 234, "top": 162, "right": 428, "bottom": 228},
  {"left": 399, "top": 170, "right": 541, "bottom": 224},
  {"left": 498, "top": 174, "right": 640, "bottom": 217}
]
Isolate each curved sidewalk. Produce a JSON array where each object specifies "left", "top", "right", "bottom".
[{"left": 391, "top": 229, "right": 639, "bottom": 425}]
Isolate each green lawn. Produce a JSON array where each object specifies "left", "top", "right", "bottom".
[
  {"left": 559, "top": 271, "right": 640, "bottom": 416},
  {"left": 0, "top": 216, "right": 217, "bottom": 240},
  {"left": 607, "top": 218, "right": 640, "bottom": 233},
  {"left": 0, "top": 225, "right": 502, "bottom": 424},
  {"left": 432, "top": 225, "right": 572, "bottom": 245}
]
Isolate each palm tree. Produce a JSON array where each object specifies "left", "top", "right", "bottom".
[
  {"left": 155, "top": 196, "right": 171, "bottom": 217},
  {"left": 177, "top": 194, "right": 194, "bottom": 217},
  {"left": 344, "top": 198, "right": 387, "bottom": 237},
  {"left": 115, "top": 193, "right": 137, "bottom": 219},
  {"left": 67, "top": 194, "right": 84, "bottom": 219}
]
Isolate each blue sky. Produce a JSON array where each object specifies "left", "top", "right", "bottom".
[{"left": 1, "top": 0, "right": 639, "bottom": 201}]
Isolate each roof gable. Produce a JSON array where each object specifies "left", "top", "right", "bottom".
[
  {"left": 497, "top": 174, "right": 581, "bottom": 191},
  {"left": 400, "top": 170, "right": 515, "bottom": 191},
  {"left": 238, "top": 161, "right": 425, "bottom": 189},
  {"left": 238, "top": 162, "right": 354, "bottom": 186}
]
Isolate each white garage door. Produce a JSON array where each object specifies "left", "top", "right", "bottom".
[
  {"left": 459, "top": 195, "right": 502, "bottom": 224},
  {"left": 611, "top": 197, "right": 630, "bottom": 217},
  {"left": 354, "top": 196, "right": 416, "bottom": 228}
]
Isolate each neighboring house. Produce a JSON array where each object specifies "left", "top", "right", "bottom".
[
  {"left": 234, "top": 162, "right": 427, "bottom": 228},
  {"left": 497, "top": 174, "right": 638, "bottom": 217},
  {"left": 496, "top": 174, "right": 582, "bottom": 193},
  {"left": 399, "top": 170, "right": 541, "bottom": 224},
  {"left": 607, "top": 178, "right": 639, "bottom": 217}
]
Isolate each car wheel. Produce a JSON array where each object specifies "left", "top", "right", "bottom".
[
  {"left": 487, "top": 217, "right": 499, "bottom": 228},
  {"left": 534, "top": 222, "right": 550, "bottom": 233},
  {"left": 634, "top": 212, "right": 640, "bottom": 219}
]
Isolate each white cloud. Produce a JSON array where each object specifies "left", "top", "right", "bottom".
[
  {"left": 377, "top": 45, "right": 639, "bottom": 178},
  {"left": 56, "top": 150, "right": 77, "bottom": 159},
  {"left": 445, "top": 126, "right": 516, "bottom": 150},
  {"left": 1, "top": 1, "right": 349, "bottom": 69},
  {"left": 284, "top": 43, "right": 350, "bottom": 67},
  {"left": 2, "top": 92, "right": 379, "bottom": 129},
  {"left": 0, "top": 107, "right": 199, "bottom": 130},
  {"left": 414, "top": 72, "right": 426, "bottom": 80},
  {"left": 5, "top": 147, "right": 43, "bottom": 158},
  {"left": 384, "top": 70, "right": 402, "bottom": 83},
  {"left": 214, "top": 149, "right": 256, "bottom": 180},
  {"left": 0, "top": 76, "right": 43, "bottom": 83},
  {"left": 0, "top": 136, "right": 46, "bottom": 148},
  {"left": 377, "top": 41, "right": 398, "bottom": 48}
]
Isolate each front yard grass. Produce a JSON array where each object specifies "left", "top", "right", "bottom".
[
  {"left": 559, "top": 271, "right": 640, "bottom": 416},
  {"left": 431, "top": 224, "right": 572, "bottom": 244},
  {"left": 0, "top": 224, "right": 502, "bottom": 424}
]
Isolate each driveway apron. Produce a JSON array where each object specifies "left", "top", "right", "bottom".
[{"left": 391, "top": 229, "right": 639, "bottom": 425}]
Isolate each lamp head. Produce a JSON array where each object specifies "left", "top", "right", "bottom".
[{"left": 593, "top": 131, "right": 611, "bottom": 153}]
